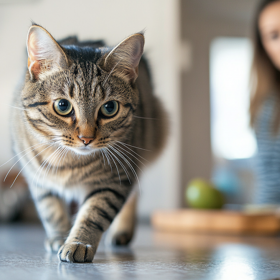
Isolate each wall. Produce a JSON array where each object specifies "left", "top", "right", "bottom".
[
  {"left": 0, "top": 0, "right": 181, "bottom": 218},
  {"left": 179, "top": 0, "right": 258, "bottom": 205}
]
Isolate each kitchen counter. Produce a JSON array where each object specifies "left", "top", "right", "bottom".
[{"left": 0, "top": 223, "right": 280, "bottom": 280}]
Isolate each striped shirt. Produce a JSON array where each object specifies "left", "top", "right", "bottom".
[{"left": 254, "top": 94, "right": 280, "bottom": 204}]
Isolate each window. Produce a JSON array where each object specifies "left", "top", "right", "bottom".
[{"left": 210, "top": 37, "right": 257, "bottom": 160}]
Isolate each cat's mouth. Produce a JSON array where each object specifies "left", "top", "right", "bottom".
[{"left": 68, "top": 145, "right": 97, "bottom": 155}]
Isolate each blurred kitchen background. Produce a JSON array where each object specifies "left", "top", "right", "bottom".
[{"left": 0, "top": 0, "right": 260, "bottom": 222}]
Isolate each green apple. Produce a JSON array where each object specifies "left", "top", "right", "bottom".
[{"left": 186, "top": 178, "right": 224, "bottom": 209}]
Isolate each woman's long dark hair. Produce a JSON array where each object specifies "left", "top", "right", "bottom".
[{"left": 250, "top": 0, "right": 280, "bottom": 133}]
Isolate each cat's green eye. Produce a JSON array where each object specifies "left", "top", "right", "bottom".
[
  {"left": 100, "top": 101, "right": 119, "bottom": 117},
  {"left": 54, "top": 99, "right": 73, "bottom": 116}
]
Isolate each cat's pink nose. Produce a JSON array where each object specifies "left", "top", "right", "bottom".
[{"left": 78, "top": 136, "right": 94, "bottom": 146}]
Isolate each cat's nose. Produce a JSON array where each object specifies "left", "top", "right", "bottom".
[{"left": 78, "top": 136, "right": 94, "bottom": 146}]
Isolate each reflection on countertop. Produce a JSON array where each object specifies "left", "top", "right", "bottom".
[{"left": 0, "top": 223, "right": 280, "bottom": 280}]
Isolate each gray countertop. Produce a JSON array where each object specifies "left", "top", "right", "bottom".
[{"left": 1, "top": 223, "right": 280, "bottom": 280}]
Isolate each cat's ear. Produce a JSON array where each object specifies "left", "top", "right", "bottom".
[
  {"left": 26, "top": 24, "right": 68, "bottom": 80},
  {"left": 102, "top": 33, "right": 144, "bottom": 83}
]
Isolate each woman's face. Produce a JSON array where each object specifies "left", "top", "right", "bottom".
[{"left": 259, "top": 1, "right": 280, "bottom": 70}]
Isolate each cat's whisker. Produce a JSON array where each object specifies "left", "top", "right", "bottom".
[
  {"left": 64, "top": 149, "right": 70, "bottom": 163},
  {"left": 113, "top": 143, "right": 147, "bottom": 166},
  {"left": 3, "top": 141, "right": 54, "bottom": 182},
  {"left": 34, "top": 146, "right": 66, "bottom": 199},
  {"left": 59, "top": 148, "right": 69, "bottom": 177},
  {"left": 102, "top": 148, "right": 113, "bottom": 173},
  {"left": 51, "top": 137, "right": 62, "bottom": 141},
  {"left": 107, "top": 146, "right": 132, "bottom": 184},
  {"left": 111, "top": 144, "right": 145, "bottom": 173},
  {"left": 98, "top": 151, "right": 104, "bottom": 167},
  {"left": 10, "top": 141, "right": 59, "bottom": 188},
  {"left": 133, "top": 115, "right": 158, "bottom": 120},
  {"left": 106, "top": 148, "right": 123, "bottom": 185},
  {"left": 108, "top": 144, "right": 141, "bottom": 190},
  {"left": 102, "top": 58, "right": 122, "bottom": 86},
  {"left": 54, "top": 147, "right": 67, "bottom": 170},
  {"left": 110, "top": 146, "right": 142, "bottom": 194},
  {"left": 9, "top": 105, "right": 28, "bottom": 111},
  {"left": 33, "top": 142, "right": 60, "bottom": 188},
  {"left": 55, "top": 147, "right": 68, "bottom": 176},
  {"left": 99, "top": 149, "right": 107, "bottom": 168},
  {"left": 50, "top": 137, "right": 65, "bottom": 145},
  {"left": 115, "top": 140, "right": 150, "bottom": 152},
  {"left": 106, "top": 148, "right": 121, "bottom": 182},
  {"left": 43, "top": 146, "right": 63, "bottom": 180},
  {"left": 114, "top": 141, "right": 150, "bottom": 165},
  {"left": 117, "top": 151, "right": 142, "bottom": 195},
  {"left": 39, "top": 146, "right": 62, "bottom": 184},
  {"left": 3, "top": 100, "right": 26, "bottom": 111},
  {"left": 41, "top": 146, "right": 63, "bottom": 187},
  {"left": 47, "top": 146, "right": 63, "bottom": 175},
  {"left": 49, "top": 134, "right": 70, "bottom": 139},
  {"left": 0, "top": 141, "right": 50, "bottom": 169},
  {"left": 34, "top": 155, "right": 50, "bottom": 188},
  {"left": 70, "top": 149, "right": 75, "bottom": 159}
]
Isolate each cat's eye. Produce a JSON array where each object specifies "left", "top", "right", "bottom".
[
  {"left": 54, "top": 99, "right": 73, "bottom": 116},
  {"left": 100, "top": 101, "right": 119, "bottom": 117}
]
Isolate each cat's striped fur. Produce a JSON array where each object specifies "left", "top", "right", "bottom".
[{"left": 11, "top": 24, "right": 168, "bottom": 263}]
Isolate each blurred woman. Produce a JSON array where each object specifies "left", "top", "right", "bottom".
[{"left": 251, "top": 0, "right": 280, "bottom": 203}]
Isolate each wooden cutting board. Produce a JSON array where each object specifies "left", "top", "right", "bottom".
[{"left": 151, "top": 209, "right": 280, "bottom": 235}]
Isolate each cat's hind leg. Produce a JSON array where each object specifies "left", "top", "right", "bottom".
[{"left": 105, "top": 188, "right": 137, "bottom": 246}]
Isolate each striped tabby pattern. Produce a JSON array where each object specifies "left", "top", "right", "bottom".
[{"left": 11, "top": 24, "right": 168, "bottom": 263}]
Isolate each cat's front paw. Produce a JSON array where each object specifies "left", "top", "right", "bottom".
[
  {"left": 45, "top": 236, "right": 66, "bottom": 253},
  {"left": 58, "top": 242, "right": 95, "bottom": 263}
]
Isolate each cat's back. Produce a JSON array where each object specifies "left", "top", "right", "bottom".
[{"left": 133, "top": 58, "right": 169, "bottom": 161}]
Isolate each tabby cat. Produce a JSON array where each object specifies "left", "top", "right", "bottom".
[{"left": 10, "top": 24, "right": 168, "bottom": 263}]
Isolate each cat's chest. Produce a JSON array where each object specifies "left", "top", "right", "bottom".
[{"left": 24, "top": 154, "right": 106, "bottom": 189}]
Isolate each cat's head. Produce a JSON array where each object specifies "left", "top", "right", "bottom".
[{"left": 21, "top": 24, "right": 144, "bottom": 155}]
